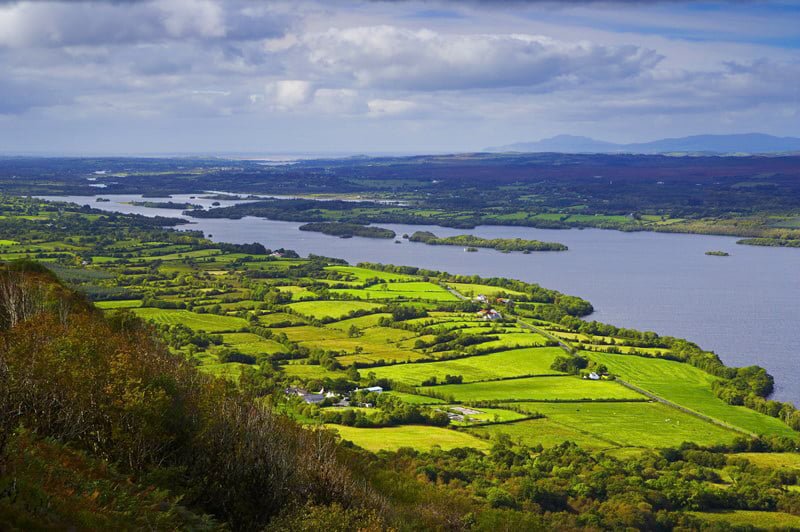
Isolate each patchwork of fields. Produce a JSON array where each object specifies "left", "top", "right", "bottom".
[
  {"left": 7, "top": 217, "right": 790, "bottom": 459},
  {"left": 93, "top": 259, "right": 796, "bottom": 457}
]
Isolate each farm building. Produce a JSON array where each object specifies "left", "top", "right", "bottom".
[{"left": 477, "top": 309, "right": 502, "bottom": 321}]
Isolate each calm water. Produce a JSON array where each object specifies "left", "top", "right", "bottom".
[{"left": 42, "top": 194, "right": 800, "bottom": 406}]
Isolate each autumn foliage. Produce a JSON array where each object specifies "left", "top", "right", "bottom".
[{"left": 0, "top": 263, "right": 383, "bottom": 530}]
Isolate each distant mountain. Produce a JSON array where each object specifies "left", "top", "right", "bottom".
[{"left": 485, "top": 133, "right": 800, "bottom": 154}]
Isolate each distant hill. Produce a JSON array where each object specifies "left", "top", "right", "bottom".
[{"left": 485, "top": 133, "right": 800, "bottom": 154}]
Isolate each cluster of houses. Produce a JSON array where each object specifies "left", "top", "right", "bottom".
[
  {"left": 285, "top": 385, "right": 384, "bottom": 407},
  {"left": 474, "top": 294, "right": 513, "bottom": 306}
]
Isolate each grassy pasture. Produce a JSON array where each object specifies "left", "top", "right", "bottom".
[
  {"left": 257, "top": 312, "right": 305, "bottom": 326},
  {"left": 280, "top": 326, "right": 423, "bottom": 363},
  {"left": 445, "top": 282, "right": 526, "bottom": 298},
  {"left": 95, "top": 299, "right": 142, "bottom": 309},
  {"left": 327, "top": 425, "right": 491, "bottom": 452},
  {"left": 325, "top": 313, "right": 392, "bottom": 330},
  {"left": 471, "top": 332, "right": 551, "bottom": 351},
  {"left": 358, "top": 326, "right": 416, "bottom": 343},
  {"left": 419, "top": 376, "right": 645, "bottom": 402},
  {"left": 132, "top": 308, "right": 249, "bottom": 332},
  {"left": 467, "top": 418, "right": 614, "bottom": 450},
  {"left": 336, "top": 347, "right": 427, "bottom": 366},
  {"left": 369, "top": 347, "right": 565, "bottom": 386},
  {"left": 286, "top": 300, "right": 383, "bottom": 320},
  {"left": 508, "top": 401, "right": 739, "bottom": 448},
  {"left": 385, "top": 391, "right": 447, "bottom": 405},
  {"left": 584, "top": 352, "right": 797, "bottom": 437},
  {"left": 731, "top": 453, "right": 800, "bottom": 471},
  {"left": 330, "top": 288, "right": 456, "bottom": 302},
  {"left": 327, "top": 265, "right": 416, "bottom": 282},
  {"left": 134, "top": 248, "right": 222, "bottom": 261},
  {"left": 281, "top": 326, "right": 348, "bottom": 343},
  {"left": 281, "top": 364, "right": 344, "bottom": 380},
  {"left": 220, "top": 333, "right": 286, "bottom": 356},
  {"left": 274, "top": 285, "right": 317, "bottom": 300},
  {"left": 689, "top": 510, "right": 800, "bottom": 529}
]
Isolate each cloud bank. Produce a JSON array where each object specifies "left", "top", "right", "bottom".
[{"left": 0, "top": 0, "right": 796, "bottom": 153}]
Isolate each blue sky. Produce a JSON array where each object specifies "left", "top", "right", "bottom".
[{"left": 0, "top": 0, "right": 797, "bottom": 154}]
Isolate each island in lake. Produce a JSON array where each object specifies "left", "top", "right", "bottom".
[
  {"left": 409, "top": 230, "right": 567, "bottom": 252},
  {"left": 299, "top": 221, "right": 396, "bottom": 239},
  {"left": 705, "top": 250, "right": 730, "bottom": 256}
]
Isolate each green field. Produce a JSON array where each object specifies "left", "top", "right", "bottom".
[
  {"left": 327, "top": 265, "right": 416, "bottom": 282},
  {"left": 369, "top": 347, "right": 565, "bottom": 385},
  {"left": 220, "top": 332, "right": 286, "bottom": 356},
  {"left": 286, "top": 300, "right": 383, "bottom": 320},
  {"left": 445, "top": 282, "right": 526, "bottom": 298},
  {"left": 281, "top": 363, "right": 345, "bottom": 380},
  {"left": 689, "top": 510, "right": 800, "bottom": 529},
  {"left": 731, "top": 452, "right": 800, "bottom": 471},
  {"left": 325, "top": 313, "right": 392, "bottom": 330},
  {"left": 585, "top": 352, "right": 797, "bottom": 437},
  {"left": 132, "top": 308, "right": 249, "bottom": 332},
  {"left": 96, "top": 299, "right": 143, "bottom": 309},
  {"left": 331, "top": 281, "right": 460, "bottom": 302},
  {"left": 419, "top": 375, "right": 645, "bottom": 402},
  {"left": 507, "top": 401, "right": 739, "bottom": 448},
  {"left": 467, "top": 418, "right": 614, "bottom": 450},
  {"left": 327, "top": 424, "right": 492, "bottom": 452},
  {"left": 384, "top": 391, "right": 447, "bottom": 405}
]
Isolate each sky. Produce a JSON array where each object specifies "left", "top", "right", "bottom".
[{"left": 0, "top": 0, "right": 798, "bottom": 155}]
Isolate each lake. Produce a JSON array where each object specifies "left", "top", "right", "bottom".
[{"left": 41, "top": 194, "right": 800, "bottom": 407}]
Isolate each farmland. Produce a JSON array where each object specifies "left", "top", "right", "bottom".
[
  {"left": 419, "top": 376, "right": 645, "bottom": 402},
  {"left": 1, "top": 197, "right": 795, "bottom": 453},
  {"left": 368, "top": 347, "right": 565, "bottom": 385},
  {"left": 1, "top": 194, "right": 799, "bottom": 530},
  {"left": 326, "top": 425, "right": 492, "bottom": 452}
]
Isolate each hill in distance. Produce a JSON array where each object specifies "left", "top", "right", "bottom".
[{"left": 485, "top": 133, "right": 800, "bottom": 154}]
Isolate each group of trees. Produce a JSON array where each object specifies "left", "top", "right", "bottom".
[
  {"left": 0, "top": 265, "right": 384, "bottom": 529},
  {"left": 313, "top": 392, "right": 450, "bottom": 428}
]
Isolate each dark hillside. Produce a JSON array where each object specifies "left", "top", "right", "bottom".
[{"left": 0, "top": 263, "right": 385, "bottom": 530}]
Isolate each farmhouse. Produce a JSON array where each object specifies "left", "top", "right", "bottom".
[
  {"left": 477, "top": 309, "right": 502, "bottom": 321},
  {"left": 587, "top": 372, "right": 601, "bottom": 381},
  {"left": 285, "top": 386, "right": 327, "bottom": 404},
  {"left": 474, "top": 294, "right": 488, "bottom": 303}
]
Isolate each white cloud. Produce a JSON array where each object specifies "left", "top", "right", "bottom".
[
  {"left": 296, "top": 25, "right": 662, "bottom": 91},
  {"left": 159, "top": 0, "right": 226, "bottom": 39},
  {"left": 0, "top": 0, "right": 284, "bottom": 48},
  {"left": 263, "top": 79, "right": 313, "bottom": 110}
]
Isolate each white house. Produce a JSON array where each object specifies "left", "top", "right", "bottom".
[{"left": 477, "top": 309, "right": 502, "bottom": 321}]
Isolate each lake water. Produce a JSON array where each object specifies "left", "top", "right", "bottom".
[{"left": 41, "top": 194, "right": 800, "bottom": 407}]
